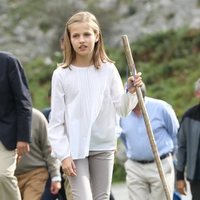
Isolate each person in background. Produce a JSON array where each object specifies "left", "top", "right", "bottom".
[
  {"left": 15, "top": 108, "right": 61, "bottom": 200},
  {"left": 48, "top": 11, "right": 142, "bottom": 200},
  {"left": 0, "top": 51, "right": 32, "bottom": 200},
  {"left": 176, "top": 78, "right": 200, "bottom": 200},
  {"left": 120, "top": 83, "right": 179, "bottom": 200}
]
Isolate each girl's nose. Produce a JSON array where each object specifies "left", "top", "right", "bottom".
[{"left": 79, "top": 35, "right": 85, "bottom": 43}]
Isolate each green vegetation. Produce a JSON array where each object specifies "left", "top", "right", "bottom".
[
  {"left": 109, "top": 28, "right": 200, "bottom": 119},
  {"left": 112, "top": 157, "right": 126, "bottom": 182},
  {"left": 25, "top": 52, "right": 62, "bottom": 108}
]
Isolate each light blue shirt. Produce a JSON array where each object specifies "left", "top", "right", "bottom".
[{"left": 120, "top": 97, "right": 179, "bottom": 161}]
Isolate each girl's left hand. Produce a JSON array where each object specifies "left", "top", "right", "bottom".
[{"left": 127, "top": 72, "right": 142, "bottom": 94}]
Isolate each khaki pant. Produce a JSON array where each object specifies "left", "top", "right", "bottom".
[
  {"left": 63, "top": 176, "right": 73, "bottom": 200},
  {"left": 16, "top": 167, "right": 48, "bottom": 200},
  {"left": 125, "top": 155, "right": 174, "bottom": 200},
  {"left": 0, "top": 141, "right": 21, "bottom": 200}
]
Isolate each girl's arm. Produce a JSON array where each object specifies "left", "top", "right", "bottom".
[
  {"left": 48, "top": 70, "right": 71, "bottom": 161},
  {"left": 111, "top": 65, "right": 141, "bottom": 116}
]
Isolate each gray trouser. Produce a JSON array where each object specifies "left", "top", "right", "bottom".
[{"left": 67, "top": 150, "right": 115, "bottom": 200}]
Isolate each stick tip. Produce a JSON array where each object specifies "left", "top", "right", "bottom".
[{"left": 121, "top": 35, "right": 127, "bottom": 38}]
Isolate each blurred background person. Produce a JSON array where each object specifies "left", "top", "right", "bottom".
[
  {"left": 176, "top": 78, "right": 200, "bottom": 200},
  {"left": 0, "top": 51, "right": 32, "bottom": 200},
  {"left": 15, "top": 108, "right": 61, "bottom": 200}
]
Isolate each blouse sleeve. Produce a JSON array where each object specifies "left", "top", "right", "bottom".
[
  {"left": 110, "top": 64, "right": 138, "bottom": 117},
  {"left": 48, "top": 69, "right": 71, "bottom": 161}
]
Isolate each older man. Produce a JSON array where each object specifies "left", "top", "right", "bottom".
[
  {"left": 120, "top": 83, "right": 179, "bottom": 200},
  {"left": 176, "top": 78, "right": 200, "bottom": 200}
]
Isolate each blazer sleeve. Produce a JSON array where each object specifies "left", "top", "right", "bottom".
[{"left": 8, "top": 55, "right": 32, "bottom": 142}]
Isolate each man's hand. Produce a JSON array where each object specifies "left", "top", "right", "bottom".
[
  {"left": 176, "top": 180, "right": 187, "bottom": 195},
  {"left": 16, "top": 141, "right": 30, "bottom": 156},
  {"left": 50, "top": 181, "right": 61, "bottom": 195}
]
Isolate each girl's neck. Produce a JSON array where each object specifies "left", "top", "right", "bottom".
[{"left": 72, "top": 56, "right": 93, "bottom": 67}]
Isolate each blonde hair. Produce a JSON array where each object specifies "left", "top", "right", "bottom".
[{"left": 59, "top": 11, "right": 114, "bottom": 69}]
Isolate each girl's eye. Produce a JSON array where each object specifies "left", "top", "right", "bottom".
[
  {"left": 84, "top": 33, "right": 91, "bottom": 36},
  {"left": 72, "top": 34, "right": 79, "bottom": 38}
]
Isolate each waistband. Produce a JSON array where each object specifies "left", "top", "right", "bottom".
[{"left": 130, "top": 152, "right": 171, "bottom": 164}]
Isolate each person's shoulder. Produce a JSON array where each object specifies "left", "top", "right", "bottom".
[
  {"left": 146, "top": 97, "right": 172, "bottom": 109},
  {"left": 0, "top": 51, "right": 23, "bottom": 72},
  {"left": 54, "top": 66, "right": 63, "bottom": 73},
  {"left": 101, "top": 61, "right": 115, "bottom": 68},
  {"left": 101, "top": 62, "right": 117, "bottom": 74},
  {"left": 53, "top": 66, "right": 70, "bottom": 77},
  {"left": 146, "top": 97, "right": 162, "bottom": 104},
  {"left": 0, "top": 51, "right": 13, "bottom": 58},
  {"left": 32, "top": 108, "right": 47, "bottom": 121},
  {"left": 0, "top": 51, "right": 18, "bottom": 62},
  {"left": 183, "top": 104, "right": 200, "bottom": 120}
]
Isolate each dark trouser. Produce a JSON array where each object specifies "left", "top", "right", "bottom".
[
  {"left": 190, "top": 182, "right": 200, "bottom": 200},
  {"left": 41, "top": 176, "right": 58, "bottom": 200},
  {"left": 41, "top": 172, "right": 67, "bottom": 200}
]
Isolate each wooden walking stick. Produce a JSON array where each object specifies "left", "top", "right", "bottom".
[{"left": 121, "top": 35, "right": 171, "bottom": 200}]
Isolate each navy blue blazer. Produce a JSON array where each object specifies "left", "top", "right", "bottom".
[{"left": 0, "top": 51, "right": 32, "bottom": 150}]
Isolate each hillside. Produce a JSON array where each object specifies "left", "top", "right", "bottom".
[
  {"left": 1, "top": 0, "right": 200, "bottom": 61},
  {"left": 113, "top": 28, "right": 200, "bottom": 119}
]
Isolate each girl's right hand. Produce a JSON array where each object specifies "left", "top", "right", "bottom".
[
  {"left": 62, "top": 156, "right": 77, "bottom": 176},
  {"left": 127, "top": 72, "right": 142, "bottom": 94}
]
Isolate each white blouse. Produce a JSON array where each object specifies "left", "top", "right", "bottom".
[{"left": 48, "top": 62, "right": 138, "bottom": 161}]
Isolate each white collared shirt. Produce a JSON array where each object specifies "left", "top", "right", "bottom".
[{"left": 48, "top": 62, "right": 138, "bottom": 161}]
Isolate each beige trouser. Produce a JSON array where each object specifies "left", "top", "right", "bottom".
[
  {"left": 125, "top": 155, "right": 174, "bottom": 200},
  {"left": 63, "top": 176, "right": 73, "bottom": 200},
  {"left": 67, "top": 151, "right": 115, "bottom": 200},
  {"left": 0, "top": 141, "right": 21, "bottom": 200},
  {"left": 16, "top": 167, "right": 48, "bottom": 200}
]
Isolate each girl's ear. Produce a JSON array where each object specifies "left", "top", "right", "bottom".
[{"left": 95, "top": 33, "right": 99, "bottom": 42}]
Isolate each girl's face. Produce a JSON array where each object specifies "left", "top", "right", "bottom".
[{"left": 69, "top": 22, "right": 99, "bottom": 59}]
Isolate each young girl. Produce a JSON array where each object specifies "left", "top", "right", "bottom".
[{"left": 48, "top": 11, "right": 142, "bottom": 200}]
